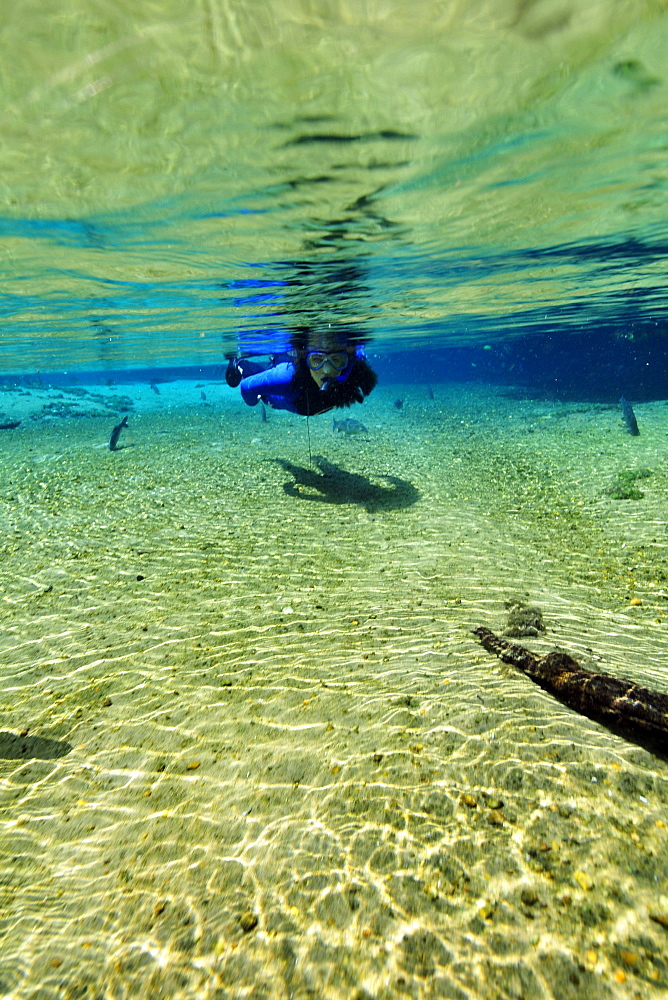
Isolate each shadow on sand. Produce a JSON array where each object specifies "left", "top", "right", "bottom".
[
  {"left": 275, "top": 456, "right": 420, "bottom": 512},
  {"left": 0, "top": 731, "right": 72, "bottom": 761}
]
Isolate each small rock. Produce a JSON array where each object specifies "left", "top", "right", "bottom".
[
  {"left": 239, "top": 911, "right": 258, "bottom": 933},
  {"left": 649, "top": 908, "right": 668, "bottom": 929},
  {"left": 574, "top": 870, "right": 593, "bottom": 891},
  {"left": 484, "top": 796, "right": 504, "bottom": 810},
  {"left": 520, "top": 888, "right": 539, "bottom": 907},
  {"left": 503, "top": 598, "right": 545, "bottom": 637}
]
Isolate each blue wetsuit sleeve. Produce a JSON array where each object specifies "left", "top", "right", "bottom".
[{"left": 239, "top": 362, "right": 300, "bottom": 412}]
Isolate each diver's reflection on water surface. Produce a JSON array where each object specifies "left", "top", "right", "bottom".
[{"left": 224, "top": 190, "right": 397, "bottom": 415}]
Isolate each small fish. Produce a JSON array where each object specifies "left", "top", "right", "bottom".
[
  {"left": 260, "top": 402, "right": 268, "bottom": 423},
  {"left": 619, "top": 395, "right": 639, "bottom": 436},
  {"left": 150, "top": 383, "right": 161, "bottom": 395},
  {"left": 0, "top": 420, "right": 21, "bottom": 430},
  {"left": 200, "top": 391, "right": 207, "bottom": 401},
  {"left": 332, "top": 417, "right": 368, "bottom": 435},
  {"left": 393, "top": 398, "right": 404, "bottom": 410},
  {"left": 109, "top": 415, "right": 129, "bottom": 451},
  {"left": 427, "top": 385, "right": 435, "bottom": 400}
]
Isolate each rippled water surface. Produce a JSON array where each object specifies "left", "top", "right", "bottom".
[{"left": 1, "top": 0, "right": 667, "bottom": 373}]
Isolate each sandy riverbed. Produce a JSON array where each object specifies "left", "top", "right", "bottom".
[{"left": 1, "top": 378, "right": 667, "bottom": 999}]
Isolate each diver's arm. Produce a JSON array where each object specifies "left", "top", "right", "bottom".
[{"left": 239, "top": 362, "right": 297, "bottom": 407}]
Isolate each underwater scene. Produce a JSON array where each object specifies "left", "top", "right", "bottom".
[{"left": 2, "top": 2, "right": 668, "bottom": 998}]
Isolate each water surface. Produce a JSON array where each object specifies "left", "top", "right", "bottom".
[{"left": 1, "top": 0, "right": 667, "bottom": 376}]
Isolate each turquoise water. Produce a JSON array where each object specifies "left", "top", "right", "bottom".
[{"left": 2, "top": 4, "right": 668, "bottom": 999}]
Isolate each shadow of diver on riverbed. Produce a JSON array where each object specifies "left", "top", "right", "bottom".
[
  {"left": 275, "top": 456, "right": 420, "bottom": 511},
  {"left": 0, "top": 731, "right": 72, "bottom": 760}
]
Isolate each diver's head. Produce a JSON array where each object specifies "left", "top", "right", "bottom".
[{"left": 305, "top": 349, "right": 353, "bottom": 388}]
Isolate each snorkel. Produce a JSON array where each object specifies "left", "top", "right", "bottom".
[{"left": 320, "top": 361, "right": 352, "bottom": 392}]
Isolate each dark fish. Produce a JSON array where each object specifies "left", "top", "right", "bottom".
[
  {"left": 427, "top": 385, "right": 435, "bottom": 400},
  {"left": 260, "top": 402, "right": 268, "bottom": 423},
  {"left": 393, "top": 398, "right": 404, "bottom": 410},
  {"left": 200, "top": 391, "right": 207, "bottom": 401},
  {"left": 619, "top": 395, "right": 639, "bottom": 435},
  {"left": 0, "top": 420, "right": 21, "bottom": 430},
  {"left": 332, "top": 417, "right": 368, "bottom": 435},
  {"left": 150, "top": 383, "right": 161, "bottom": 395},
  {"left": 109, "top": 415, "right": 128, "bottom": 451},
  {"left": 473, "top": 626, "right": 668, "bottom": 745}
]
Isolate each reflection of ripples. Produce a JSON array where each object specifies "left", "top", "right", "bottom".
[{"left": 1, "top": 393, "right": 668, "bottom": 997}]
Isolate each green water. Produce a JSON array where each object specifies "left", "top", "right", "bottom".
[{"left": 1, "top": 0, "right": 667, "bottom": 368}]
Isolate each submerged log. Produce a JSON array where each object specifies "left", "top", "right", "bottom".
[{"left": 472, "top": 626, "right": 668, "bottom": 745}]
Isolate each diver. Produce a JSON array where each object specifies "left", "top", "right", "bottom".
[{"left": 225, "top": 341, "right": 377, "bottom": 416}]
